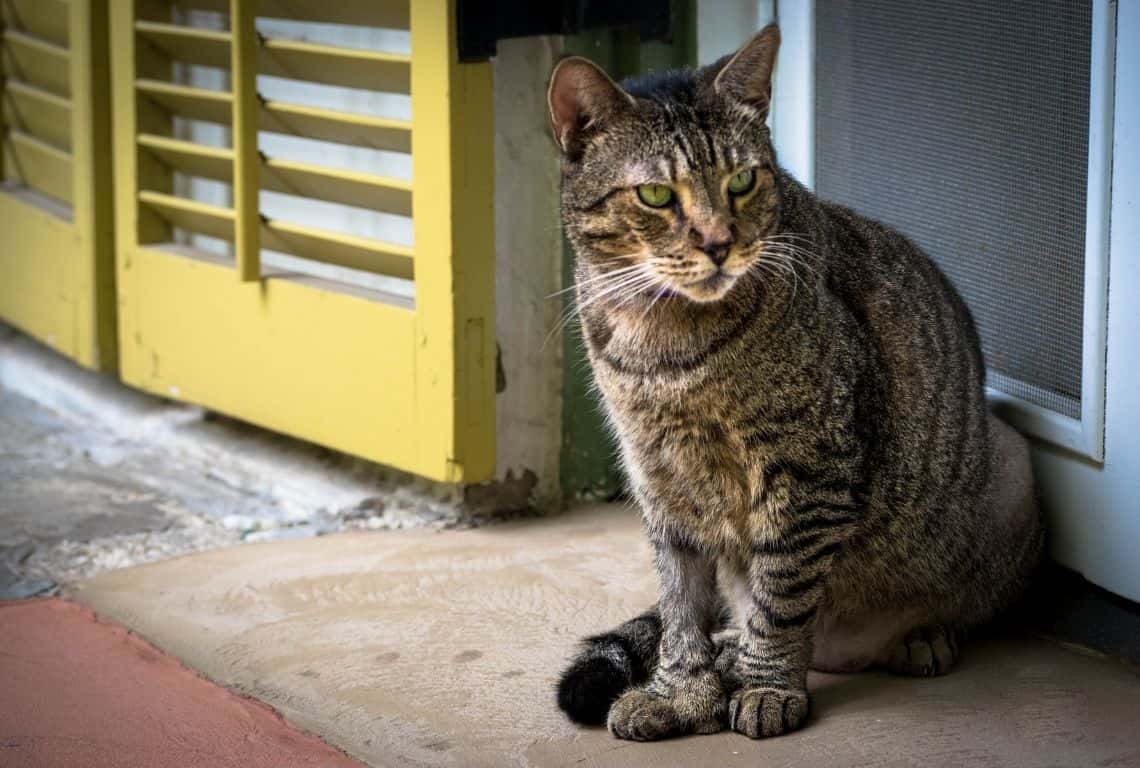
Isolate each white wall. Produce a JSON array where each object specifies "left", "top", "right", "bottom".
[
  {"left": 1033, "top": 0, "right": 1140, "bottom": 602},
  {"left": 696, "top": 0, "right": 774, "bottom": 65}
]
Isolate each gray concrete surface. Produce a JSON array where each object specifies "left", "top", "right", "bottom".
[
  {"left": 0, "top": 384, "right": 244, "bottom": 595},
  {"left": 0, "top": 325, "right": 535, "bottom": 594},
  {"left": 74, "top": 505, "right": 1140, "bottom": 768}
]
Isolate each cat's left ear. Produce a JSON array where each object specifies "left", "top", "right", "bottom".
[
  {"left": 714, "top": 24, "right": 781, "bottom": 115},
  {"left": 547, "top": 56, "right": 634, "bottom": 158}
]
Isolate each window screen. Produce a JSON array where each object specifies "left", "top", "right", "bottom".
[{"left": 814, "top": 0, "right": 1092, "bottom": 418}]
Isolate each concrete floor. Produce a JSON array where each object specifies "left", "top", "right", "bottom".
[
  {"left": 0, "top": 385, "right": 239, "bottom": 595},
  {"left": 72, "top": 505, "right": 1140, "bottom": 768},
  {"left": 5, "top": 327, "right": 1140, "bottom": 767},
  {"left": 0, "top": 333, "right": 502, "bottom": 596}
]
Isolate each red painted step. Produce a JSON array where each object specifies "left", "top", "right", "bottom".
[{"left": 0, "top": 598, "right": 363, "bottom": 768}]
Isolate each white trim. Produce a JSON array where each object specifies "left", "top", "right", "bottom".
[
  {"left": 695, "top": 0, "right": 776, "bottom": 66},
  {"left": 1075, "top": 0, "right": 1116, "bottom": 462},
  {"left": 1039, "top": 0, "right": 1140, "bottom": 600},
  {"left": 773, "top": 0, "right": 1115, "bottom": 461},
  {"left": 771, "top": 0, "right": 813, "bottom": 188},
  {"left": 987, "top": 384, "right": 1084, "bottom": 455}
]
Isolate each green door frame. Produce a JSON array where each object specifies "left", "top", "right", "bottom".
[{"left": 560, "top": 2, "right": 697, "bottom": 500}]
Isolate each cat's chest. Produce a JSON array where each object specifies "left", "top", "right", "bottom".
[{"left": 604, "top": 376, "right": 766, "bottom": 548}]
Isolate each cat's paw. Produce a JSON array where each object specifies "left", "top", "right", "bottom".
[
  {"left": 712, "top": 631, "right": 745, "bottom": 693},
  {"left": 607, "top": 689, "right": 684, "bottom": 741},
  {"left": 713, "top": 630, "right": 741, "bottom": 669},
  {"left": 607, "top": 674, "right": 725, "bottom": 741},
  {"left": 728, "top": 686, "right": 810, "bottom": 739},
  {"left": 886, "top": 624, "right": 960, "bottom": 677}
]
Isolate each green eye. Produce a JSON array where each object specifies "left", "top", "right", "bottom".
[
  {"left": 727, "top": 169, "right": 756, "bottom": 196},
  {"left": 636, "top": 184, "right": 675, "bottom": 208}
]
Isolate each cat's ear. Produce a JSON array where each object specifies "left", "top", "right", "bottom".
[
  {"left": 713, "top": 24, "right": 781, "bottom": 115},
  {"left": 547, "top": 56, "right": 633, "bottom": 157}
]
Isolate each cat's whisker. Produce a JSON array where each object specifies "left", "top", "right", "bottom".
[
  {"left": 580, "top": 270, "right": 659, "bottom": 306},
  {"left": 760, "top": 248, "right": 820, "bottom": 305},
  {"left": 570, "top": 268, "right": 657, "bottom": 310},
  {"left": 595, "top": 278, "right": 662, "bottom": 315},
  {"left": 773, "top": 258, "right": 806, "bottom": 303},
  {"left": 768, "top": 250, "right": 822, "bottom": 275},
  {"left": 763, "top": 232, "right": 818, "bottom": 249},
  {"left": 751, "top": 255, "right": 802, "bottom": 310},
  {"left": 762, "top": 238, "right": 825, "bottom": 268},
  {"left": 751, "top": 260, "right": 788, "bottom": 285},
  {"left": 546, "top": 264, "right": 644, "bottom": 299},
  {"left": 762, "top": 246, "right": 822, "bottom": 279},
  {"left": 543, "top": 268, "right": 660, "bottom": 348},
  {"left": 764, "top": 232, "right": 815, "bottom": 246},
  {"left": 600, "top": 274, "right": 664, "bottom": 312}
]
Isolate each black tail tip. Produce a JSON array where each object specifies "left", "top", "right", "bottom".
[{"left": 556, "top": 655, "right": 629, "bottom": 726}]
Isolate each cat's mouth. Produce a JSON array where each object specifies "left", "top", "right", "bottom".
[{"left": 679, "top": 269, "right": 737, "bottom": 302}]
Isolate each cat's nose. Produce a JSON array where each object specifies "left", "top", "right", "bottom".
[
  {"left": 690, "top": 225, "right": 733, "bottom": 266},
  {"left": 704, "top": 243, "right": 731, "bottom": 267}
]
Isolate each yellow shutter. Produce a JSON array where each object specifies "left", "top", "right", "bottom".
[
  {"left": 110, "top": 0, "right": 495, "bottom": 482},
  {"left": 1, "top": 0, "right": 116, "bottom": 370}
]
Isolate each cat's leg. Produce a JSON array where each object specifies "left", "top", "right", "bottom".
[
  {"left": 877, "top": 416, "right": 1038, "bottom": 678},
  {"left": 726, "top": 503, "right": 855, "bottom": 739},
  {"left": 885, "top": 624, "right": 960, "bottom": 677},
  {"left": 607, "top": 540, "right": 725, "bottom": 741},
  {"left": 810, "top": 604, "right": 960, "bottom": 675},
  {"left": 810, "top": 606, "right": 920, "bottom": 673}
]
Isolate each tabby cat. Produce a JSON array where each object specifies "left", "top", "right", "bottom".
[{"left": 548, "top": 25, "right": 1043, "bottom": 741}]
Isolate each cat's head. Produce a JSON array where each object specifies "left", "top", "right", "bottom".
[{"left": 548, "top": 26, "right": 782, "bottom": 305}]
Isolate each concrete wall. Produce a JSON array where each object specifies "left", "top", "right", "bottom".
[{"left": 492, "top": 37, "right": 566, "bottom": 508}]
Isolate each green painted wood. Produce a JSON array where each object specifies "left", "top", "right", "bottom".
[{"left": 559, "top": 1, "right": 696, "bottom": 500}]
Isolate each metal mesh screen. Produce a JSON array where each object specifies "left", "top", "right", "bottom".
[{"left": 813, "top": 0, "right": 1092, "bottom": 418}]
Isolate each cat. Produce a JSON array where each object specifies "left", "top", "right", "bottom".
[{"left": 548, "top": 24, "right": 1043, "bottom": 741}]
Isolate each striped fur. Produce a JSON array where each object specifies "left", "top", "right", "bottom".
[{"left": 549, "top": 25, "right": 1043, "bottom": 740}]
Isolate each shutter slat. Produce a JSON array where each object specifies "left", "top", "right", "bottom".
[
  {"left": 3, "top": 79, "right": 72, "bottom": 150},
  {"left": 262, "top": 219, "right": 413, "bottom": 279},
  {"left": 4, "top": 129, "right": 73, "bottom": 203},
  {"left": 2, "top": 29, "right": 71, "bottom": 97}
]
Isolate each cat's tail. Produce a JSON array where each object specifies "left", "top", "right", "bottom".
[{"left": 556, "top": 607, "right": 662, "bottom": 725}]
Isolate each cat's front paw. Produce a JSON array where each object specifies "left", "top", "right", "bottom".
[
  {"left": 607, "top": 673, "right": 725, "bottom": 741},
  {"left": 728, "top": 686, "right": 810, "bottom": 738},
  {"left": 713, "top": 631, "right": 744, "bottom": 692},
  {"left": 607, "top": 689, "right": 684, "bottom": 741}
]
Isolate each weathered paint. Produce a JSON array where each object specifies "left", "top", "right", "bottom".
[{"left": 492, "top": 36, "right": 566, "bottom": 508}]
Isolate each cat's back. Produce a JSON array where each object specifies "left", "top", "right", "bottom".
[
  {"left": 779, "top": 173, "right": 986, "bottom": 400},
  {"left": 789, "top": 177, "right": 994, "bottom": 520}
]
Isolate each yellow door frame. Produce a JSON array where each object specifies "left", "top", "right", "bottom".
[
  {"left": 111, "top": 0, "right": 495, "bottom": 483},
  {"left": 0, "top": 0, "right": 116, "bottom": 370}
]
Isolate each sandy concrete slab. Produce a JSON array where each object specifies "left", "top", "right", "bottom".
[
  {"left": 74, "top": 505, "right": 1140, "bottom": 768},
  {"left": 0, "top": 598, "right": 362, "bottom": 768}
]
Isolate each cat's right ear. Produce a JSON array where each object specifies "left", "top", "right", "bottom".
[
  {"left": 714, "top": 24, "right": 781, "bottom": 116},
  {"left": 547, "top": 56, "right": 633, "bottom": 158}
]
